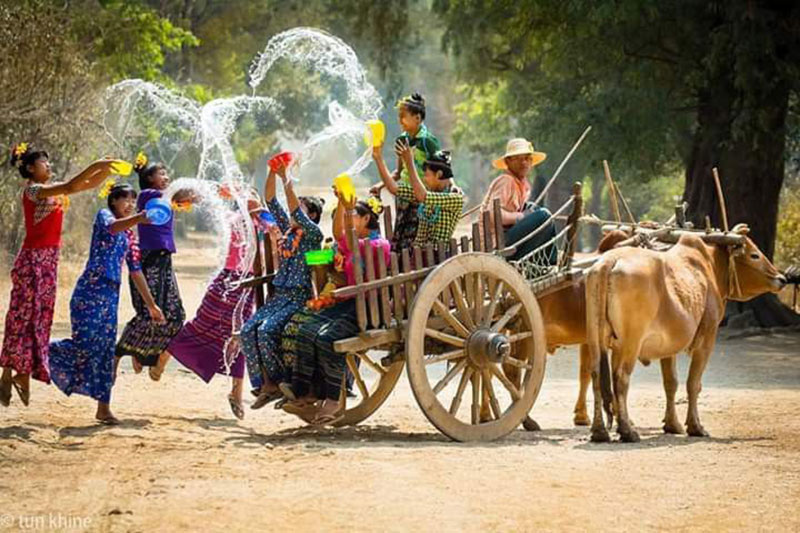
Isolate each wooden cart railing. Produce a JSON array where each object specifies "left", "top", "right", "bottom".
[
  {"left": 237, "top": 184, "right": 584, "bottom": 354},
  {"left": 330, "top": 183, "right": 585, "bottom": 352}
]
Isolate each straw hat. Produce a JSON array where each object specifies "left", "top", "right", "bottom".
[{"left": 492, "top": 138, "right": 547, "bottom": 170}]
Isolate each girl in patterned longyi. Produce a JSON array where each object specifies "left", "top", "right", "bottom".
[{"left": 49, "top": 184, "right": 165, "bottom": 425}]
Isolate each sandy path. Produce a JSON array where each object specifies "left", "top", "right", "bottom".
[
  {"left": 1, "top": 235, "right": 800, "bottom": 531},
  {"left": 0, "top": 331, "right": 799, "bottom": 532}
]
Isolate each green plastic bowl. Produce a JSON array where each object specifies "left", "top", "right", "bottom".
[{"left": 304, "top": 248, "right": 334, "bottom": 266}]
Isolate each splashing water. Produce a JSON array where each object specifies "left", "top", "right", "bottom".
[
  {"left": 248, "top": 27, "right": 382, "bottom": 119},
  {"left": 102, "top": 27, "right": 384, "bottom": 373}
]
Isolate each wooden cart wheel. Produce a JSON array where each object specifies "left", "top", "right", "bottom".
[
  {"left": 405, "top": 253, "right": 546, "bottom": 441},
  {"left": 335, "top": 349, "right": 405, "bottom": 427}
]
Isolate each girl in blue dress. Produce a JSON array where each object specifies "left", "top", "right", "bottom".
[
  {"left": 240, "top": 161, "right": 324, "bottom": 410},
  {"left": 49, "top": 184, "right": 165, "bottom": 425}
]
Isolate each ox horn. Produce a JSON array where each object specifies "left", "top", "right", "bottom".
[{"left": 731, "top": 223, "right": 750, "bottom": 235}]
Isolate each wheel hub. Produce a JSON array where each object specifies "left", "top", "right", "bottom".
[{"left": 466, "top": 328, "right": 510, "bottom": 368}]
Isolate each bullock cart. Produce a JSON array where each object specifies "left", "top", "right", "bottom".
[{"left": 242, "top": 184, "right": 588, "bottom": 442}]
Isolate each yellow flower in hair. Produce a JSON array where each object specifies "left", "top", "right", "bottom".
[
  {"left": 133, "top": 151, "right": 148, "bottom": 170},
  {"left": 366, "top": 195, "right": 382, "bottom": 215},
  {"left": 98, "top": 178, "right": 116, "bottom": 199},
  {"left": 13, "top": 143, "right": 28, "bottom": 157},
  {"left": 59, "top": 195, "right": 70, "bottom": 212}
]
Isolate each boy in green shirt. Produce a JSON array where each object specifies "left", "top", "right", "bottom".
[
  {"left": 374, "top": 137, "right": 463, "bottom": 247},
  {"left": 371, "top": 92, "right": 441, "bottom": 251}
]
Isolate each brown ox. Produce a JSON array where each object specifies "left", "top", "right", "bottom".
[
  {"left": 500, "top": 230, "right": 627, "bottom": 430},
  {"left": 584, "top": 225, "right": 786, "bottom": 442}
]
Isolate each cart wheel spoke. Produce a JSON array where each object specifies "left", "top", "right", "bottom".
[
  {"left": 482, "top": 279, "right": 505, "bottom": 327},
  {"left": 345, "top": 354, "right": 370, "bottom": 400},
  {"left": 472, "top": 272, "right": 484, "bottom": 324},
  {"left": 490, "top": 363, "right": 522, "bottom": 401},
  {"left": 470, "top": 370, "right": 481, "bottom": 425},
  {"left": 425, "top": 348, "right": 466, "bottom": 366},
  {"left": 432, "top": 299, "right": 471, "bottom": 338},
  {"left": 353, "top": 351, "right": 387, "bottom": 376},
  {"left": 482, "top": 368, "right": 503, "bottom": 420},
  {"left": 501, "top": 356, "right": 532, "bottom": 370},
  {"left": 491, "top": 302, "right": 522, "bottom": 332},
  {"left": 449, "top": 367, "right": 473, "bottom": 415},
  {"left": 433, "top": 358, "right": 468, "bottom": 395},
  {"left": 506, "top": 331, "right": 532, "bottom": 344},
  {"left": 424, "top": 327, "right": 465, "bottom": 348},
  {"left": 449, "top": 280, "right": 476, "bottom": 330}
]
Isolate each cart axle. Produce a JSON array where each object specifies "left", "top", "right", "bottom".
[{"left": 467, "top": 329, "right": 510, "bottom": 366}]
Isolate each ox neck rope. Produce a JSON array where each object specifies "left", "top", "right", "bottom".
[{"left": 727, "top": 247, "right": 742, "bottom": 299}]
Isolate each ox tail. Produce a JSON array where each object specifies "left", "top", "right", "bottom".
[{"left": 585, "top": 257, "right": 616, "bottom": 429}]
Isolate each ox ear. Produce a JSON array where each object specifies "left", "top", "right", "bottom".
[{"left": 731, "top": 223, "right": 750, "bottom": 235}]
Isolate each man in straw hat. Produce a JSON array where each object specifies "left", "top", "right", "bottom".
[{"left": 480, "top": 138, "right": 556, "bottom": 262}]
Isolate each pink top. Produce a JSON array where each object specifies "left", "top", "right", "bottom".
[
  {"left": 224, "top": 215, "right": 268, "bottom": 272},
  {"left": 337, "top": 234, "right": 391, "bottom": 287}
]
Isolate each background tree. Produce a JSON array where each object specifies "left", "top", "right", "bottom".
[{"left": 434, "top": 0, "right": 800, "bottom": 325}]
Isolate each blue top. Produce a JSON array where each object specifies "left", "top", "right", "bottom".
[
  {"left": 267, "top": 197, "right": 323, "bottom": 293},
  {"left": 80, "top": 209, "right": 142, "bottom": 285},
  {"left": 137, "top": 189, "right": 176, "bottom": 253}
]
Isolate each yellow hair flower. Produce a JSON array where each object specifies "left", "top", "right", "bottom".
[
  {"left": 171, "top": 201, "right": 193, "bottom": 213},
  {"left": 133, "top": 151, "right": 148, "bottom": 170},
  {"left": 366, "top": 195, "right": 383, "bottom": 215},
  {"left": 98, "top": 178, "right": 116, "bottom": 199},
  {"left": 59, "top": 195, "right": 70, "bottom": 212},
  {"left": 13, "top": 143, "right": 28, "bottom": 157}
]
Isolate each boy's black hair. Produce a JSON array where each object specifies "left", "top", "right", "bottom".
[
  {"left": 423, "top": 150, "right": 453, "bottom": 180},
  {"left": 107, "top": 183, "right": 138, "bottom": 213},
  {"left": 9, "top": 144, "right": 49, "bottom": 179},
  {"left": 354, "top": 199, "right": 382, "bottom": 231},
  {"left": 299, "top": 196, "right": 325, "bottom": 224},
  {"left": 397, "top": 92, "right": 426, "bottom": 120}
]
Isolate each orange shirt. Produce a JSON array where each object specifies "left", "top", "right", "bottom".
[{"left": 480, "top": 173, "right": 531, "bottom": 228}]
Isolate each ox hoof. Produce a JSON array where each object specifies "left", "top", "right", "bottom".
[
  {"left": 663, "top": 420, "right": 685, "bottom": 435},
  {"left": 618, "top": 426, "right": 640, "bottom": 443},
  {"left": 522, "top": 416, "right": 541, "bottom": 432},
  {"left": 573, "top": 412, "right": 590, "bottom": 426},
  {"left": 590, "top": 426, "right": 611, "bottom": 443},
  {"left": 687, "top": 424, "right": 709, "bottom": 438}
]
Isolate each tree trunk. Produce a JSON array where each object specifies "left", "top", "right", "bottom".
[{"left": 684, "top": 47, "right": 798, "bottom": 327}]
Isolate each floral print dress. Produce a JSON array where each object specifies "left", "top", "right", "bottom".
[{"left": 49, "top": 209, "right": 141, "bottom": 403}]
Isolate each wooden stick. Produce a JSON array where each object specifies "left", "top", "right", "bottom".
[
  {"left": 711, "top": 167, "right": 729, "bottom": 232},
  {"left": 533, "top": 125, "right": 592, "bottom": 206},
  {"left": 459, "top": 204, "right": 482, "bottom": 221},
  {"left": 614, "top": 180, "right": 636, "bottom": 223},
  {"left": 603, "top": 160, "right": 621, "bottom": 223}
]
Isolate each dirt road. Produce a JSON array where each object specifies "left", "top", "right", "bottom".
[{"left": 1, "top": 234, "right": 799, "bottom": 532}]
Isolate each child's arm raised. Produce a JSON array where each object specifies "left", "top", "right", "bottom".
[
  {"left": 372, "top": 146, "right": 399, "bottom": 195},
  {"left": 36, "top": 160, "right": 115, "bottom": 199},
  {"left": 331, "top": 186, "right": 355, "bottom": 242},
  {"left": 276, "top": 165, "right": 299, "bottom": 212},
  {"left": 395, "top": 139, "right": 427, "bottom": 203},
  {"left": 264, "top": 167, "right": 278, "bottom": 202}
]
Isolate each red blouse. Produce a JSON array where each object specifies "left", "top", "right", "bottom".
[{"left": 22, "top": 184, "right": 64, "bottom": 249}]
